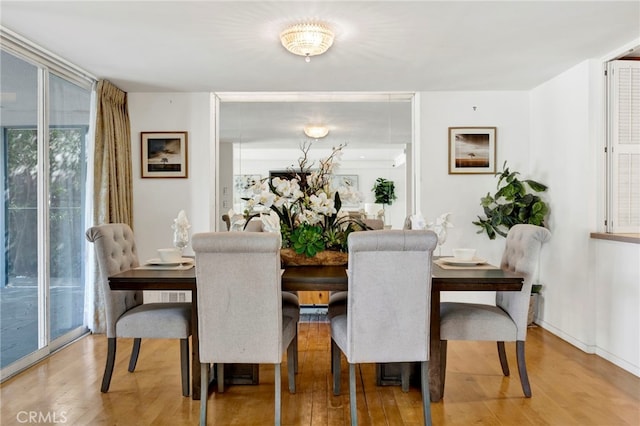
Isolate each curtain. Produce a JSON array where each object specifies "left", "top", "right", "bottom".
[{"left": 88, "top": 79, "right": 133, "bottom": 333}]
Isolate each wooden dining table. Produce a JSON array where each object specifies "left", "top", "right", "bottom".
[{"left": 108, "top": 260, "right": 523, "bottom": 402}]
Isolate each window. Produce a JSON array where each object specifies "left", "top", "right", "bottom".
[
  {"left": 606, "top": 60, "right": 640, "bottom": 233},
  {"left": 0, "top": 36, "right": 94, "bottom": 380}
]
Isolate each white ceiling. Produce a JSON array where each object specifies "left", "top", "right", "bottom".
[
  {"left": 1, "top": 1, "right": 638, "bottom": 161},
  {"left": 1, "top": 1, "right": 638, "bottom": 93}
]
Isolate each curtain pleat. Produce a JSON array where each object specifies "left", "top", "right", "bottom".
[
  {"left": 89, "top": 80, "right": 133, "bottom": 333},
  {"left": 94, "top": 80, "right": 133, "bottom": 225}
]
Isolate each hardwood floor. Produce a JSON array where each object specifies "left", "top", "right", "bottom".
[{"left": 1, "top": 321, "right": 638, "bottom": 425}]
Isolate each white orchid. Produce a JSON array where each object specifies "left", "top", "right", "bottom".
[
  {"left": 427, "top": 212, "right": 454, "bottom": 246},
  {"left": 242, "top": 142, "right": 365, "bottom": 256}
]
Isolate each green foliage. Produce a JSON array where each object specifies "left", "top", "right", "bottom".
[
  {"left": 372, "top": 177, "right": 397, "bottom": 205},
  {"left": 290, "top": 224, "right": 326, "bottom": 257},
  {"left": 473, "top": 162, "right": 549, "bottom": 239}
]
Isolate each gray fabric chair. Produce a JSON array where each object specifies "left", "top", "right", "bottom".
[
  {"left": 238, "top": 217, "right": 300, "bottom": 339},
  {"left": 192, "top": 232, "right": 297, "bottom": 426},
  {"left": 330, "top": 230, "right": 438, "bottom": 426},
  {"left": 85, "top": 223, "right": 191, "bottom": 396},
  {"left": 440, "top": 224, "right": 551, "bottom": 398}
]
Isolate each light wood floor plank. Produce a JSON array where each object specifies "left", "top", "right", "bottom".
[{"left": 1, "top": 324, "right": 638, "bottom": 425}]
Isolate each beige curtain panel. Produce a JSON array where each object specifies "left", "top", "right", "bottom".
[
  {"left": 93, "top": 79, "right": 133, "bottom": 226},
  {"left": 90, "top": 79, "right": 133, "bottom": 333}
]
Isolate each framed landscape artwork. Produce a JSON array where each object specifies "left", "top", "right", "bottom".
[
  {"left": 330, "top": 174, "right": 359, "bottom": 207},
  {"left": 141, "top": 131, "right": 188, "bottom": 178},
  {"left": 234, "top": 174, "right": 261, "bottom": 206},
  {"left": 448, "top": 127, "right": 496, "bottom": 174}
]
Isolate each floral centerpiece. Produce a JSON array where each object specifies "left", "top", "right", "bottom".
[{"left": 243, "top": 142, "right": 366, "bottom": 263}]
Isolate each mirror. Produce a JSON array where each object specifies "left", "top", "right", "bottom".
[{"left": 216, "top": 92, "right": 416, "bottom": 230}]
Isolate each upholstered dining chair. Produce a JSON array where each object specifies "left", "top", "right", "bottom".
[
  {"left": 439, "top": 224, "right": 551, "bottom": 398},
  {"left": 192, "top": 232, "right": 297, "bottom": 426},
  {"left": 330, "top": 230, "right": 438, "bottom": 426},
  {"left": 238, "top": 215, "right": 300, "bottom": 364},
  {"left": 85, "top": 223, "right": 192, "bottom": 396}
]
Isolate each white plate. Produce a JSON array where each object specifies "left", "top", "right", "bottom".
[
  {"left": 440, "top": 257, "right": 487, "bottom": 266},
  {"left": 145, "top": 257, "right": 194, "bottom": 266}
]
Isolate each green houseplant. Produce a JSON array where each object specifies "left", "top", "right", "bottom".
[
  {"left": 473, "top": 162, "right": 549, "bottom": 240},
  {"left": 372, "top": 177, "right": 397, "bottom": 206}
]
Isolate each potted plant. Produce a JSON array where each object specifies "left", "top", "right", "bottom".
[
  {"left": 372, "top": 178, "right": 397, "bottom": 225},
  {"left": 473, "top": 161, "right": 549, "bottom": 240}
]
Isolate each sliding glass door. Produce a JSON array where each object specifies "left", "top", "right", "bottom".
[{"left": 0, "top": 49, "right": 91, "bottom": 377}]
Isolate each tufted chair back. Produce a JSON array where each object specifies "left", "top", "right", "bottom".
[
  {"left": 496, "top": 224, "right": 552, "bottom": 340},
  {"left": 344, "top": 229, "right": 438, "bottom": 363},
  {"left": 192, "top": 232, "right": 290, "bottom": 364},
  {"left": 86, "top": 223, "right": 143, "bottom": 338}
]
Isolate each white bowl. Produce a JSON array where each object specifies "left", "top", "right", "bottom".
[
  {"left": 452, "top": 248, "right": 476, "bottom": 261},
  {"left": 158, "top": 248, "right": 181, "bottom": 263}
]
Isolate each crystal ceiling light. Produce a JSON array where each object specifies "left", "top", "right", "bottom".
[
  {"left": 280, "top": 22, "right": 335, "bottom": 62},
  {"left": 303, "top": 125, "right": 329, "bottom": 139}
]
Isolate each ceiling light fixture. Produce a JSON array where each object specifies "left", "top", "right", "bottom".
[
  {"left": 304, "top": 125, "right": 329, "bottom": 139},
  {"left": 280, "top": 22, "right": 334, "bottom": 62}
]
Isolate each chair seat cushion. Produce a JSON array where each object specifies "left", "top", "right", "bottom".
[
  {"left": 117, "top": 303, "right": 191, "bottom": 339},
  {"left": 330, "top": 313, "right": 348, "bottom": 354},
  {"left": 282, "top": 315, "right": 297, "bottom": 352},
  {"left": 327, "top": 291, "right": 347, "bottom": 319},
  {"left": 282, "top": 291, "right": 300, "bottom": 322},
  {"left": 440, "top": 302, "right": 517, "bottom": 341}
]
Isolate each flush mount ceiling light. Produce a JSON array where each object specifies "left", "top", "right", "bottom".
[
  {"left": 280, "top": 22, "right": 334, "bottom": 62},
  {"left": 303, "top": 125, "right": 329, "bottom": 139}
]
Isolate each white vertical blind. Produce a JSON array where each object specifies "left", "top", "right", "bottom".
[{"left": 608, "top": 60, "right": 640, "bottom": 233}]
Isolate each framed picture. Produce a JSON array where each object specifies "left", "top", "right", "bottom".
[
  {"left": 141, "top": 131, "right": 188, "bottom": 178},
  {"left": 448, "top": 127, "right": 496, "bottom": 174},
  {"left": 234, "top": 174, "right": 261, "bottom": 204},
  {"left": 331, "top": 174, "right": 360, "bottom": 206},
  {"left": 331, "top": 174, "right": 359, "bottom": 191}
]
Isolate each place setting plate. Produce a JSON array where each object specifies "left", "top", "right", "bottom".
[
  {"left": 439, "top": 257, "right": 487, "bottom": 266},
  {"left": 144, "top": 258, "right": 194, "bottom": 267}
]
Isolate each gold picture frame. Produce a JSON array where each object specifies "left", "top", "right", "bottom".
[
  {"left": 448, "top": 127, "right": 496, "bottom": 174},
  {"left": 141, "top": 131, "right": 188, "bottom": 178}
]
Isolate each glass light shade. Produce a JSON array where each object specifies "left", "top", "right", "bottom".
[
  {"left": 280, "top": 23, "right": 334, "bottom": 60},
  {"left": 303, "top": 125, "right": 329, "bottom": 139}
]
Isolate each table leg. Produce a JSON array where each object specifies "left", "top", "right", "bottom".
[
  {"left": 191, "top": 288, "right": 202, "bottom": 400},
  {"left": 429, "top": 289, "right": 444, "bottom": 402}
]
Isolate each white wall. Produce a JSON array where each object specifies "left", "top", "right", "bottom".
[
  {"left": 419, "top": 91, "right": 531, "bottom": 304},
  {"left": 128, "top": 92, "right": 215, "bottom": 261},
  {"left": 530, "top": 60, "right": 640, "bottom": 376}
]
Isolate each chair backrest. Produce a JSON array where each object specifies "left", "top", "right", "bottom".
[
  {"left": 362, "top": 218, "right": 384, "bottom": 230},
  {"left": 345, "top": 230, "right": 438, "bottom": 363},
  {"left": 244, "top": 218, "right": 264, "bottom": 232},
  {"left": 192, "top": 232, "right": 283, "bottom": 364},
  {"left": 497, "top": 224, "right": 552, "bottom": 339},
  {"left": 85, "top": 223, "right": 143, "bottom": 338}
]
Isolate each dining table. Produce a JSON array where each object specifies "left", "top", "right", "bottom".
[{"left": 108, "top": 258, "right": 523, "bottom": 402}]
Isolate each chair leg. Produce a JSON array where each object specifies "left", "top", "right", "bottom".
[
  {"left": 200, "top": 364, "right": 209, "bottom": 426},
  {"left": 128, "top": 338, "right": 141, "bottom": 372},
  {"left": 287, "top": 341, "right": 296, "bottom": 394},
  {"left": 275, "top": 363, "right": 282, "bottom": 426},
  {"left": 497, "top": 341, "right": 510, "bottom": 376},
  {"left": 349, "top": 363, "right": 357, "bottom": 426},
  {"left": 331, "top": 339, "right": 341, "bottom": 396},
  {"left": 421, "top": 361, "right": 432, "bottom": 426},
  {"left": 217, "top": 363, "right": 225, "bottom": 393},
  {"left": 401, "top": 362, "right": 410, "bottom": 392},
  {"left": 293, "top": 330, "right": 299, "bottom": 374},
  {"left": 180, "top": 338, "right": 190, "bottom": 397},
  {"left": 101, "top": 337, "right": 117, "bottom": 393},
  {"left": 516, "top": 340, "right": 532, "bottom": 397},
  {"left": 439, "top": 340, "right": 448, "bottom": 399}
]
